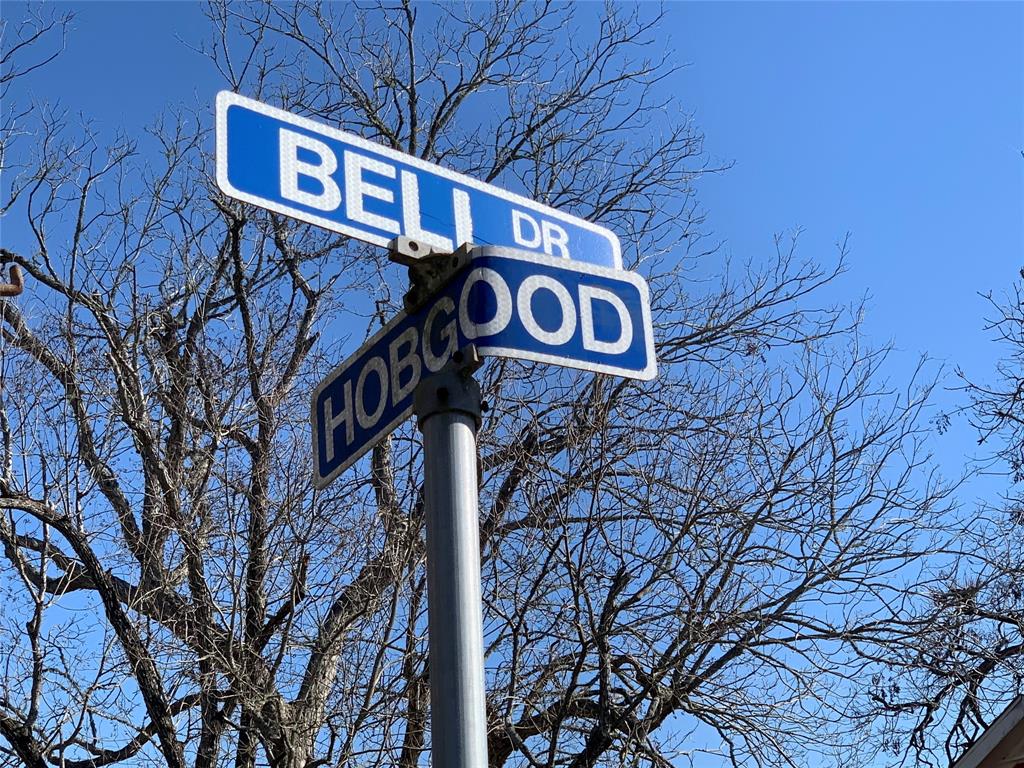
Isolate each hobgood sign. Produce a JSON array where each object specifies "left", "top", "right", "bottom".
[
  {"left": 216, "top": 92, "right": 622, "bottom": 269},
  {"left": 311, "top": 247, "right": 655, "bottom": 488}
]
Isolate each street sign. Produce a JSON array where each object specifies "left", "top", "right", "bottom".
[
  {"left": 216, "top": 92, "right": 622, "bottom": 269},
  {"left": 311, "top": 246, "right": 655, "bottom": 488}
]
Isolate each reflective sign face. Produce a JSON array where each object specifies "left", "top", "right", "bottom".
[
  {"left": 311, "top": 247, "right": 655, "bottom": 488},
  {"left": 216, "top": 92, "right": 623, "bottom": 269}
]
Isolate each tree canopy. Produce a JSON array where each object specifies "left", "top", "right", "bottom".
[
  {"left": 865, "top": 280, "right": 1024, "bottom": 766},
  {"left": 0, "top": 4, "right": 984, "bottom": 768}
]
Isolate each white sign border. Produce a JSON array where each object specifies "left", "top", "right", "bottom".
[{"left": 215, "top": 91, "right": 623, "bottom": 270}]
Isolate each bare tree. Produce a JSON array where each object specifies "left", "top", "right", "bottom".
[
  {"left": 865, "top": 277, "right": 1024, "bottom": 767},
  {"left": 1, "top": 3, "right": 955, "bottom": 768}
]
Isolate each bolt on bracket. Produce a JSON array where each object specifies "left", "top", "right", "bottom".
[{"left": 388, "top": 237, "right": 474, "bottom": 314}]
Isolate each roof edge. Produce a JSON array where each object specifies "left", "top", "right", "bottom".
[{"left": 953, "top": 695, "right": 1024, "bottom": 768}]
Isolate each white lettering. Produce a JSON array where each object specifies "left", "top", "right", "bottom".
[
  {"left": 323, "top": 381, "right": 354, "bottom": 461},
  {"left": 579, "top": 285, "right": 632, "bottom": 354},
  {"left": 401, "top": 171, "right": 453, "bottom": 252},
  {"left": 423, "top": 297, "right": 457, "bottom": 372},
  {"left": 344, "top": 152, "right": 400, "bottom": 233},
  {"left": 453, "top": 188, "right": 473, "bottom": 247},
  {"left": 460, "top": 268, "right": 512, "bottom": 340},
  {"left": 389, "top": 327, "right": 422, "bottom": 406},
  {"left": 518, "top": 275, "right": 576, "bottom": 346},
  {"left": 512, "top": 210, "right": 542, "bottom": 249},
  {"left": 279, "top": 129, "right": 341, "bottom": 211},
  {"left": 355, "top": 357, "right": 389, "bottom": 429},
  {"left": 541, "top": 221, "right": 570, "bottom": 259}
]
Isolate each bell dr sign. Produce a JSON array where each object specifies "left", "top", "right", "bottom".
[{"left": 215, "top": 92, "right": 623, "bottom": 269}]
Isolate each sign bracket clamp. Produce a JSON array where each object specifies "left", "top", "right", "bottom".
[{"left": 388, "top": 236, "right": 474, "bottom": 314}]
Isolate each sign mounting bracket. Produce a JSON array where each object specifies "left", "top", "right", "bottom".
[{"left": 389, "top": 236, "right": 473, "bottom": 313}]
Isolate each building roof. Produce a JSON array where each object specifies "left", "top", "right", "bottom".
[{"left": 952, "top": 696, "right": 1024, "bottom": 768}]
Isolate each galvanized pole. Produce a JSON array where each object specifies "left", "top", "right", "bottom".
[{"left": 414, "top": 360, "right": 489, "bottom": 768}]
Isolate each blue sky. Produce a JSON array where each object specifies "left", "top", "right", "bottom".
[
  {"left": 670, "top": 2, "right": 1023, "bottom": 508},
  {"left": 2, "top": 1, "right": 1022, "bottom": 764},
  {"left": 679, "top": 1, "right": 1021, "bottom": 367}
]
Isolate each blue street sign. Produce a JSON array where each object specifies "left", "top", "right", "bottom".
[
  {"left": 311, "top": 246, "right": 655, "bottom": 488},
  {"left": 216, "top": 92, "right": 622, "bottom": 269}
]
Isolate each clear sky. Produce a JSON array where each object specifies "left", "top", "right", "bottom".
[
  {"left": 669, "top": 1, "right": 1023, "bottom": 509},
  {"left": 3, "top": 1, "right": 1022, "bottom": 764}
]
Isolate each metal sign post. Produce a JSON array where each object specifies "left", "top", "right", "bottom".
[
  {"left": 401, "top": 242, "right": 489, "bottom": 768},
  {"left": 414, "top": 359, "right": 489, "bottom": 768}
]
